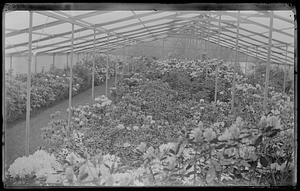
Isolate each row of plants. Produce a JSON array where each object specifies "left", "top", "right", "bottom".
[
  {"left": 5, "top": 57, "right": 294, "bottom": 186},
  {"left": 245, "top": 63, "right": 293, "bottom": 94},
  {"left": 5, "top": 54, "right": 122, "bottom": 123}
]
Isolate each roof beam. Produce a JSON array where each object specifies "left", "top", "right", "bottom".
[
  {"left": 219, "top": 11, "right": 294, "bottom": 38},
  {"left": 6, "top": 11, "right": 191, "bottom": 51},
  {"left": 66, "top": 30, "right": 171, "bottom": 54},
  {"left": 189, "top": 24, "right": 294, "bottom": 63},
  {"left": 194, "top": 19, "right": 294, "bottom": 59},
  {"left": 5, "top": 11, "right": 109, "bottom": 37},
  {"left": 78, "top": 34, "right": 170, "bottom": 55},
  {"left": 260, "top": 11, "right": 294, "bottom": 25},
  {"left": 174, "top": 14, "right": 294, "bottom": 50},
  {"left": 221, "top": 22, "right": 294, "bottom": 50},
  {"left": 131, "top": 11, "right": 156, "bottom": 40},
  {"left": 8, "top": 21, "right": 185, "bottom": 55},
  {"left": 169, "top": 25, "right": 293, "bottom": 65},
  {"left": 65, "top": 30, "right": 171, "bottom": 54}
]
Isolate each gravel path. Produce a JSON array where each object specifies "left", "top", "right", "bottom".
[{"left": 4, "top": 77, "right": 115, "bottom": 169}]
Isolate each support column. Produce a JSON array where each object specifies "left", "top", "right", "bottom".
[
  {"left": 283, "top": 43, "right": 288, "bottom": 93},
  {"left": 52, "top": 53, "right": 55, "bottom": 69},
  {"left": 66, "top": 53, "right": 69, "bottom": 68},
  {"left": 214, "top": 13, "right": 221, "bottom": 105},
  {"left": 255, "top": 46, "right": 258, "bottom": 77},
  {"left": 106, "top": 34, "right": 109, "bottom": 96},
  {"left": 34, "top": 53, "right": 37, "bottom": 73},
  {"left": 231, "top": 11, "right": 240, "bottom": 117},
  {"left": 67, "top": 23, "right": 74, "bottom": 129},
  {"left": 25, "top": 11, "right": 33, "bottom": 156},
  {"left": 291, "top": 65, "right": 294, "bottom": 92},
  {"left": 162, "top": 38, "right": 165, "bottom": 59},
  {"left": 92, "top": 27, "right": 96, "bottom": 102},
  {"left": 207, "top": 12, "right": 211, "bottom": 59},
  {"left": 245, "top": 47, "right": 248, "bottom": 74},
  {"left": 115, "top": 61, "right": 117, "bottom": 87},
  {"left": 263, "top": 11, "right": 274, "bottom": 113},
  {"left": 9, "top": 55, "right": 12, "bottom": 81},
  {"left": 122, "top": 46, "right": 125, "bottom": 79}
]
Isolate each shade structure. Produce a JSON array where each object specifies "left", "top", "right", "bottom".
[
  {"left": 3, "top": 4, "right": 296, "bottom": 187},
  {"left": 4, "top": 7, "right": 295, "bottom": 67}
]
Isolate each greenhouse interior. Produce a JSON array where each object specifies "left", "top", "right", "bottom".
[{"left": 3, "top": 4, "right": 296, "bottom": 187}]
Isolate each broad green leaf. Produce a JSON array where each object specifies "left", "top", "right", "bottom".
[{"left": 206, "top": 165, "right": 216, "bottom": 184}]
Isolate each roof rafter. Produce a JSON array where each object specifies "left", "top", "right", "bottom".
[
  {"left": 9, "top": 20, "right": 187, "bottom": 55},
  {"left": 6, "top": 11, "right": 192, "bottom": 52},
  {"left": 42, "top": 27, "right": 173, "bottom": 54},
  {"left": 5, "top": 11, "right": 110, "bottom": 37}
]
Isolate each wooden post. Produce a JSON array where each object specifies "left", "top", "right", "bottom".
[
  {"left": 263, "top": 11, "right": 274, "bottom": 113},
  {"left": 162, "top": 39, "right": 165, "bottom": 59},
  {"left": 255, "top": 46, "right": 258, "bottom": 77},
  {"left": 34, "top": 53, "right": 37, "bottom": 73},
  {"left": 67, "top": 23, "right": 74, "bottom": 129},
  {"left": 92, "top": 27, "right": 96, "bottom": 102},
  {"left": 122, "top": 46, "right": 125, "bottom": 79},
  {"left": 106, "top": 35, "right": 109, "bottom": 96},
  {"left": 291, "top": 65, "right": 294, "bottom": 92},
  {"left": 3, "top": 12, "right": 7, "bottom": 171},
  {"left": 25, "top": 11, "right": 33, "bottom": 156},
  {"left": 214, "top": 13, "right": 221, "bottom": 105},
  {"left": 231, "top": 11, "right": 240, "bottom": 117},
  {"left": 115, "top": 61, "right": 117, "bottom": 87},
  {"left": 195, "top": 38, "right": 198, "bottom": 59},
  {"left": 52, "top": 53, "right": 55, "bottom": 69},
  {"left": 245, "top": 47, "right": 248, "bottom": 74},
  {"left": 207, "top": 12, "right": 211, "bottom": 58},
  {"left": 66, "top": 53, "right": 69, "bottom": 68},
  {"left": 283, "top": 43, "right": 288, "bottom": 93},
  {"left": 9, "top": 55, "right": 12, "bottom": 81}
]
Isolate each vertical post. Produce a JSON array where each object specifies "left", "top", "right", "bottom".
[
  {"left": 207, "top": 12, "right": 211, "bottom": 58},
  {"left": 283, "top": 43, "right": 288, "bottom": 93},
  {"left": 106, "top": 34, "right": 109, "bottom": 96},
  {"left": 162, "top": 38, "right": 165, "bottom": 59},
  {"left": 255, "top": 46, "right": 258, "bottom": 60},
  {"left": 187, "top": 37, "right": 190, "bottom": 58},
  {"left": 34, "top": 53, "right": 37, "bottom": 73},
  {"left": 195, "top": 38, "right": 198, "bottom": 59},
  {"left": 263, "top": 11, "right": 274, "bottom": 113},
  {"left": 122, "top": 46, "right": 125, "bottom": 79},
  {"left": 205, "top": 37, "right": 207, "bottom": 52},
  {"left": 214, "top": 13, "right": 221, "bottom": 105},
  {"left": 67, "top": 23, "right": 74, "bottom": 129},
  {"left": 231, "top": 11, "right": 240, "bottom": 117},
  {"left": 9, "top": 55, "right": 12, "bottom": 80},
  {"left": 3, "top": 11, "right": 7, "bottom": 171},
  {"left": 115, "top": 60, "right": 117, "bottom": 87},
  {"left": 25, "top": 11, "right": 33, "bottom": 156},
  {"left": 291, "top": 65, "right": 294, "bottom": 92},
  {"left": 66, "top": 53, "right": 69, "bottom": 68},
  {"left": 52, "top": 53, "right": 55, "bottom": 69},
  {"left": 92, "top": 27, "right": 96, "bottom": 102},
  {"left": 245, "top": 47, "right": 248, "bottom": 74},
  {"left": 255, "top": 46, "right": 258, "bottom": 77}
]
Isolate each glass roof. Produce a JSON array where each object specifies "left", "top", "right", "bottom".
[{"left": 4, "top": 9, "right": 295, "bottom": 66}]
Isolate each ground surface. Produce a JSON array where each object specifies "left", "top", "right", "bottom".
[{"left": 5, "top": 77, "right": 115, "bottom": 169}]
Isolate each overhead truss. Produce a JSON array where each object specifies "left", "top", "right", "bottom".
[{"left": 4, "top": 9, "right": 295, "bottom": 66}]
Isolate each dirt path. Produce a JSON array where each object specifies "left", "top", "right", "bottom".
[{"left": 4, "top": 77, "right": 115, "bottom": 169}]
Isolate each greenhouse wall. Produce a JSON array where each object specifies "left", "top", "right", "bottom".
[
  {"left": 113, "top": 37, "right": 257, "bottom": 63},
  {"left": 4, "top": 54, "right": 81, "bottom": 74}
]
